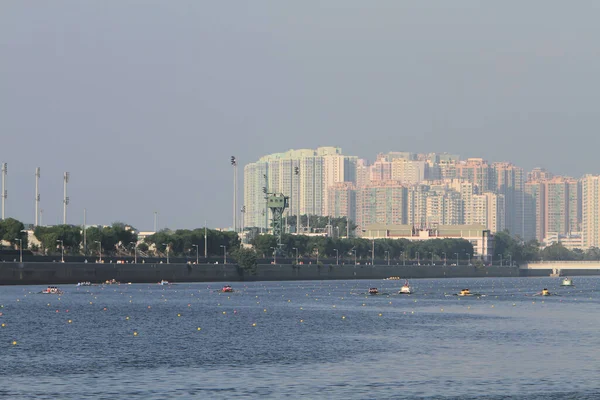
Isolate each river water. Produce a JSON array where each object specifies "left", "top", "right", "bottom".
[{"left": 1, "top": 277, "right": 599, "bottom": 399}]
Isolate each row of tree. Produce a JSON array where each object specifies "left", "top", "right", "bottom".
[{"left": 494, "top": 232, "right": 600, "bottom": 262}]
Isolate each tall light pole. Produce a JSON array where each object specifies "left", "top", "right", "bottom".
[
  {"left": 57, "top": 240, "right": 64, "bottom": 263},
  {"left": 508, "top": 254, "right": 512, "bottom": 267},
  {"left": 35, "top": 167, "right": 40, "bottom": 226},
  {"left": 231, "top": 156, "right": 238, "bottom": 233},
  {"left": 240, "top": 205, "right": 246, "bottom": 235},
  {"left": 154, "top": 211, "right": 158, "bottom": 232},
  {"left": 15, "top": 238, "right": 22, "bottom": 262},
  {"left": 220, "top": 244, "right": 227, "bottom": 264},
  {"left": 83, "top": 208, "right": 87, "bottom": 255},
  {"left": 416, "top": 251, "right": 420, "bottom": 265},
  {"left": 442, "top": 252, "right": 447, "bottom": 266},
  {"left": 162, "top": 243, "right": 169, "bottom": 264},
  {"left": 385, "top": 250, "right": 389, "bottom": 265},
  {"left": 95, "top": 240, "right": 102, "bottom": 263},
  {"left": 430, "top": 252, "right": 434, "bottom": 265},
  {"left": 466, "top": 253, "right": 471, "bottom": 265},
  {"left": 294, "top": 166, "right": 300, "bottom": 233},
  {"left": 63, "top": 172, "right": 70, "bottom": 225},
  {"left": 1, "top": 162, "right": 7, "bottom": 220},
  {"left": 334, "top": 248, "right": 338, "bottom": 265},
  {"left": 270, "top": 246, "right": 276, "bottom": 264},
  {"left": 371, "top": 239, "right": 375, "bottom": 265},
  {"left": 204, "top": 220, "right": 208, "bottom": 259},
  {"left": 498, "top": 254, "right": 503, "bottom": 266},
  {"left": 192, "top": 244, "right": 199, "bottom": 264},
  {"left": 352, "top": 249, "right": 357, "bottom": 265},
  {"left": 454, "top": 252, "right": 459, "bottom": 266},
  {"left": 293, "top": 247, "right": 298, "bottom": 264},
  {"left": 130, "top": 241, "right": 137, "bottom": 264}
]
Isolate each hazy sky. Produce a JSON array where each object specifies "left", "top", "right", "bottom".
[{"left": 2, "top": 1, "right": 600, "bottom": 230}]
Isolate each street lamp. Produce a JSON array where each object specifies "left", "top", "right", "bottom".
[
  {"left": 191, "top": 244, "right": 199, "bottom": 264},
  {"left": 442, "top": 252, "right": 447, "bottom": 266},
  {"left": 430, "top": 252, "right": 434, "bottom": 266},
  {"left": 292, "top": 247, "right": 299, "bottom": 265},
  {"left": 466, "top": 253, "right": 471, "bottom": 265},
  {"left": 162, "top": 243, "right": 169, "bottom": 264},
  {"left": 15, "top": 238, "right": 23, "bottom": 263},
  {"left": 454, "top": 252, "right": 459, "bottom": 266},
  {"left": 270, "top": 246, "right": 276, "bottom": 264},
  {"left": 352, "top": 249, "right": 357, "bottom": 265},
  {"left": 56, "top": 239, "right": 64, "bottom": 263},
  {"left": 384, "top": 250, "right": 390, "bottom": 265},
  {"left": 221, "top": 245, "right": 227, "bottom": 264},
  {"left": 130, "top": 241, "right": 138, "bottom": 264},
  {"left": 508, "top": 254, "right": 512, "bottom": 267},
  {"left": 95, "top": 240, "right": 102, "bottom": 263},
  {"left": 416, "top": 251, "right": 420, "bottom": 266},
  {"left": 401, "top": 251, "right": 406, "bottom": 266},
  {"left": 497, "top": 254, "right": 503, "bottom": 266},
  {"left": 334, "top": 248, "right": 339, "bottom": 265},
  {"left": 315, "top": 247, "right": 319, "bottom": 264}
]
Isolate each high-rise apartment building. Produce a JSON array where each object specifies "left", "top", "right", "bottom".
[
  {"left": 391, "top": 159, "right": 426, "bottom": 184},
  {"left": 456, "top": 158, "right": 493, "bottom": 192},
  {"left": 581, "top": 175, "right": 600, "bottom": 249},
  {"left": 492, "top": 162, "right": 524, "bottom": 237},
  {"left": 327, "top": 183, "right": 356, "bottom": 223},
  {"left": 524, "top": 181, "right": 545, "bottom": 242},
  {"left": 356, "top": 182, "right": 408, "bottom": 230}
]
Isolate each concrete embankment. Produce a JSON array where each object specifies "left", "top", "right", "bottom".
[
  {"left": 520, "top": 261, "right": 600, "bottom": 277},
  {"left": 0, "top": 262, "right": 518, "bottom": 285}
]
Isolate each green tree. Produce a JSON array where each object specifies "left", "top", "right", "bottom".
[
  {"left": 232, "top": 247, "right": 258, "bottom": 275},
  {"left": 0, "top": 218, "right": 27, "bottom": 248}
]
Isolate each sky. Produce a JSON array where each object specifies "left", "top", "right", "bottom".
[{"left": 1, "top": 1, "right": 600, "bottom": 230}]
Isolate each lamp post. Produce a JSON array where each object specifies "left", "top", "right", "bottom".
[
  {"left": 454, "top": 252, "right": 459, "bottom": 266},
  {"left": 466, "top": 253, "right": 471, "bottom": 265},
  {"left": 95, "top": 240, "right": 102, "bottom": 263},
  {"left": 130, "top": 241, "right": 137, "bottom": 264},
  {"left": 334, "top": 248, "right": 339, "bottom": 265},
  {"left": 315, "top": 247, "right": 319, "bottom": 264},
  {"left": 371, "top": 239, "right": 375, "bottom": 265},
  {"left": 401, "top": 251, "right": 405, "bottom": 266},
  {"left": 442, "top": 252, "right": 447, "bottom": 266},
  {"left": 15, "top": 238, "right": 23, "bottom": 263},
  {"left": 270, "top": 247, "right": 276, "bottom": 264},
  {"left": 430, "top": 252, "right": 434, "bottom": 266},
  {"left": 292, "top": 247, "right": 298, "bottom": 265},
  {"left": 221, "top": 245, "right": 227, "bottom": 264},
  {"left": 416, "top": 251, "right": 420, "bottom": 266},
  {"left": 57, "top": 239, "right": 64, "bottom": 263},
  {"left": 352, "top": 249, "right": 357, "bottom": 265},
  {"left": 192, "top": 244, "right": 199, "bottom": 264},
  {"left": 162, "top": 243, "right": 169, "bottom": 264},
  {"left": 498, "top": 254, "right": 503, "bottom": 266},
  {"left": 384, "top": 250, "right": 390, "bottom": 265},
  {"left": 508, "top": 254, "right": 512, "bottom": 267}
]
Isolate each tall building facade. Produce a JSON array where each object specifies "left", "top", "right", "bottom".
[
  {"left": 582, "top": 175, "right": 600, "bottom": 249},
  {"left": 356, "top": 182, "right": 408, "bottom": 230}
]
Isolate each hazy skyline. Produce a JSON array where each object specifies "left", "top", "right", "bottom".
[{"left": 2, "top": 1, "right": 600, "bottom": 229}]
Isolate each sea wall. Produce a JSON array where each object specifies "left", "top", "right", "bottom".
[
  {"left": 0, "top": 262, "right": 518, "bottom": 285},
  {"left": 520, "top": 261, "right": 600, "bottom": 277}
]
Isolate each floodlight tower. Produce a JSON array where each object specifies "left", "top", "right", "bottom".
[
  {"left": 35, "top": 167, "right": 41, "bottom": 226},
  {"left": 1, "top": 163, "right": 6, "bottom": 220},
  {"left": 231, "top": 156, "right": 238, "bottom": 232},
  {"left": 63, "top": 172, "right": 70, "bottom": 224},
  {"left": 294, "top": 166, "right": 300, "bottom": 233}
]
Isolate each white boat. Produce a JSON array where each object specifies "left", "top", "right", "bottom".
[
  {"left": 159, "top": 280, "right": 170, "bottom": 285},
  {"left": 41, "top": 286, "right": 63, "bottom": 295},
  {"left": 398, "top": 280, "right": 413, "bottom": 294},
  {"left": 561, "top": 277, "right": 573, "bottom": 286}
]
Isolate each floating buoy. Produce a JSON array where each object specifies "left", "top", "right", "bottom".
[
  {"left": 342, "top": 316, "right": 346, "bottom": 320},
  {"left": 197, "top": 327, "right": 201, "bottom": 331},
  {"left": 12, "top": 340, "right": 17, "bottom": 345},
  {"left": 300, "top": 319, "right": 304, "bottom": 323},
  {"left": 263, "top": 309, "right": 267, "bottom": 312},
  {"left": 177, "top": 313, "right": 181, "bottom": 317},
  {"left": 252, "top": 323, "right": 256, "bottom": 327},
  {"left": 133, "top": 331, "right": 138, "bottom": 336},
  {"left": 67, "top": 319, "right": 72, "bottom": 324},
  {"left": 378, "top": 313, "right": 382, "bottom": 317},
  {"left": 222, "top": 311, "right": 226, "bottom": 314},
  {"left": 1, "top": 323, "right": 5, "bottom": 327}
]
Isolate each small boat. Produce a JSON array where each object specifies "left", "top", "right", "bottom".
[
  {"left": 541, "top": 288, "right": 550, "bottom": 296},
  {"left": 222, "top": 285, "right": 233, "bottom": 293},
  {"left": 457, "top": 289, "right": 472, "bottom": 296},
  {"left": 77, "top": 282, "right": 92, "bottom": 287},
  {"left": 41, "top": 286, "right": 63, "bottom": 295},
  {"left": 385, "top": 276, "right": 400, "bottom": 280},
  {"left": 104, "top": 279, "right": 119, "bottom": 285},
  {"left": 159, "top": 280, "right": 170, "bottom": 285},
  {"left": 561, "top": 277, "right": 573, "bottom": 286},
  {"left": 368, "top": 287, "right": 379, "bottom": 295},
  {"left": 398, "top": 280, "right": 413, "bottom": 294}
]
